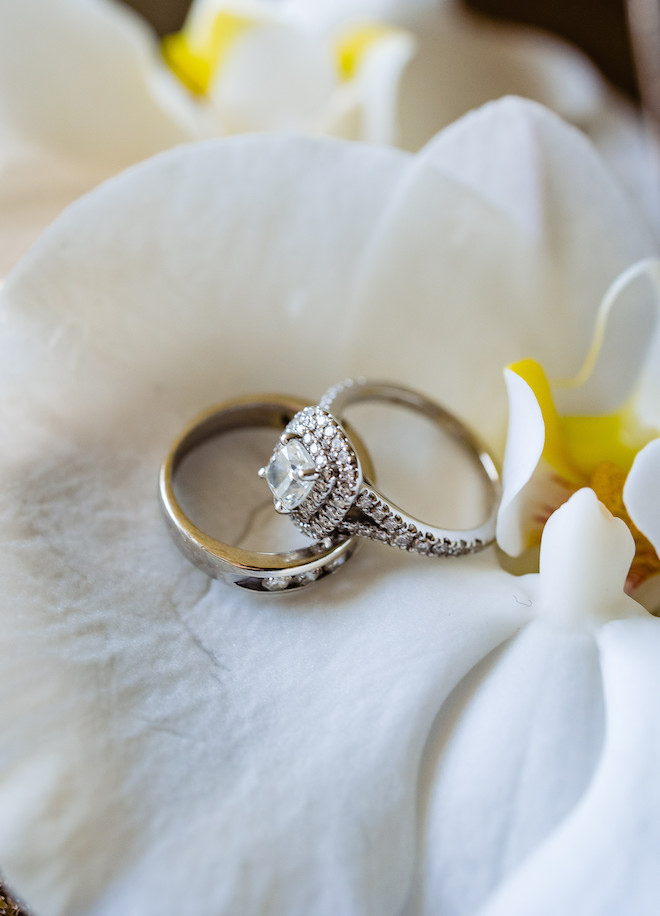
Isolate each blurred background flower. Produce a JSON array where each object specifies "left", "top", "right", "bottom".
[{"left": 0, "top": 0, "right": 657, "bottom": 275}]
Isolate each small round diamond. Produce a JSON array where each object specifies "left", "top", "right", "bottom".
[{"left": 263, "top": 576, "right": 290, "bottom": 591}]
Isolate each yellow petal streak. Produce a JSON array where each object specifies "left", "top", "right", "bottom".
[
  {"left": 162, "top": 12, "right": 253, "bottom": 95},
  {"left": 335, "top": 24, "right": 396, "bottom": 80},
  {"left": 509, "top": 358, "right": 659, "bottom": 589}
]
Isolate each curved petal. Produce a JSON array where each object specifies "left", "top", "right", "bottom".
[
  {"left": 349, "top": 98, "right": 656, "bottom": 445},
  {"left": 321, "top": 28, "right": 416, "bottom": 145},
  {"left": 531, "top": 488, "right": 639, "bottom": 626},
  {"left": 0, "top": 0, "right": 198, "bottom": 169},
  {"left": 0, "top": 133, "right": 531, "bottom": 913},
  {"left": 418, "top": 619, "right": 606, "bottom": 916},
  {"left": 496, "top": 366, "right": 572, "bottom": 556},
  {"left": 478, "top": 614, "right": 660, "bottom": 916},
  {"left": 551, "top": 258, "right": 660, "bottom": 416},
  {"left": 415, "top": 489, "right": 643, "bottom": 915},
  {"left": 624, "top": 437, "right": 660, "bottom": 558}
]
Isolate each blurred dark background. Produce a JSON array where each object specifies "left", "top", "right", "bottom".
[{"left": 122, "top": 0, "right": 640, "bottom": 100}]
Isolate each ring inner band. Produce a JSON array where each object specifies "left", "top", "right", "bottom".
[
  {"left": 159, "top": 394, "right": 369, "bottom": 590},
  {"left": 321, "top": 379, "right": 501, "bottom": 549}
]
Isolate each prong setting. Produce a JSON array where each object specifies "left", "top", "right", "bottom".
[
  {"left": 297, "top": 467, "right": 318, "bottom": 480},
  {"left": 259, "top": 405, "right": 363, "bottom": 539}
]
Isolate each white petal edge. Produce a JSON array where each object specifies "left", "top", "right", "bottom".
[
  {"left": 551, "top": 257, "right": 660, "bottom": 416},
  {"left": 496, "top": 367, "right": 546, "bottom": 556},
  {"left": 478, "top": 613, "right": 660, "bottom": 916},
  {"left": 623, "top": 437, "right": 660, "bottom": 557}
]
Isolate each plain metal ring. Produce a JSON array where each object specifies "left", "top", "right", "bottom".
[{"left": 159, "top": 394, "right": 374, "bottom": 592}]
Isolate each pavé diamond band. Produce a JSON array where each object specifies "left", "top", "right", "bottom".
[
  {"left": 160, "top": 394, "right": 374, "bottom": 592},
  {"left": 260, "top": 379, "right": 501, "bottom": 557}
]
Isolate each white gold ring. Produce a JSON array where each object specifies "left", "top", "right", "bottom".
[{"left": 259, "top": 378, "right": 501, "bottom": 557}]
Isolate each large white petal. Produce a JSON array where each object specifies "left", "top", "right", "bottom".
[
  {"left": 348, "top": 98, "right": 656, "bottom": 445},
  {"left": 479, "top": 614, "right": 660, "bottom": 916},
  {"left": 0, "top": 132, "right": 531, "bottom": 914},
  {"left": 0, "top": 0, "right": 197, "bottom": 169},
  {"left": 416, "top": 489, "right": 644, "bottom": 915}
]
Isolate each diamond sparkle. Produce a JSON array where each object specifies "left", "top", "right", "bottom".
[{"left": 264, "top": 439, "right": 317, "bottom": 510}]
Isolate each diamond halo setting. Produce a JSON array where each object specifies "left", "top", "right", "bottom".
[{"left": 259, "top": 406, "right": 363, "bottom": 538}]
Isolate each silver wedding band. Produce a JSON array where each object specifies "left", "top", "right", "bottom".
[
  {"left": 260, "top": 378, "right": 501, "bottom": 557},
  {"left": 159, "top": 394, "right": 373, "bottom": 592}
]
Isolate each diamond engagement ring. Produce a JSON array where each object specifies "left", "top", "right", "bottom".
[
  {"left": 159, "top": 394, "right": 374, "bottom": 592},
  {"left": 260, "top": 379, "right": 501, "bottom": 557}
]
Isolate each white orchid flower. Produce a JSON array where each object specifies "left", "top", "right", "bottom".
[
  {"left": 497, "top": 257, "right": 660, "bottom": 607},
  {"left": 0, "top": 97, "right": 658, "bottom": 914},
  {"left": 0, "top": 0, "right": 655, "bottom": 275}
]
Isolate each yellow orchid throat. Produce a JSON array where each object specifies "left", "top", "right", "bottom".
[
  {"left": 511, "top": 358, "right": 659, "bottom": 589},
  {"left": 162, "top": 13, "right": 398, "bottom": 96}
]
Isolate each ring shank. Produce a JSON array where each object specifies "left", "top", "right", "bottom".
[
  {"left": 320, "top": 378, "right": 501, "bottom": 550},
  {"left": 160, "top": 395, "right": 362, "bottom": 591}
]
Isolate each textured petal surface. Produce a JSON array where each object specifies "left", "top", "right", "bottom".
[
  {"left": 0, "top": 104, "right": 657, "bottom": 915},
  {"left": 0, "top": 130, "right": 528, "bottom": 916}
]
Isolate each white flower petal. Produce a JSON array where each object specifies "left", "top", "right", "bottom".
[
  {"left": 478, "top": 614, "right": 660, "bottom": 916},
  {"left": 0, "top": 132, "right": 532, "bottom": 913},
  {"left": 531, "top": 488, "right": 639, "bottom": 627},
  {"left": 496, "top": 368, "right": 546, "bottom": 556},
  {"left": 624, "top": 437, "right": 660, "bottom": 557},
  {"left": 321, "top": 29, "right": 416, "bottom": 146},
  {"left": 551, "top": 258, "right": 660, "bottom": 416},
  {"left": 0, "top": 0, "right": 196, "bottom": 169},
  {"left": 209, "top": 22, "right": 337, "bottom": 134},
  {"left": 349, "top": 98, "right": 656, "bottom": 444},
  {"left": 417, "top": 488, "right": 643, "bottom": 915},
  {"left": 418, "top": 618, "right": 605, "bottom": 916}
]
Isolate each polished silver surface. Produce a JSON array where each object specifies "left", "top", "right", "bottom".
[
  {"left": 261, "top": 378, "right": 501, "bottom": 557},
  {"left": 160, "top": 394, "right": 371, "bottom": 592}
]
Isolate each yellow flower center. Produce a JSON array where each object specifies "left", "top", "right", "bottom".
[
  {"left": 162, "top": 14, "right": 397, "bottom": 96},
  {"left": 510, "top": 358, "right": 660, "bottom": 589}
]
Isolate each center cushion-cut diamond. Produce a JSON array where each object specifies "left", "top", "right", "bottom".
[{"left": 265, "top": 439, "right": 317, "bottom": 510}]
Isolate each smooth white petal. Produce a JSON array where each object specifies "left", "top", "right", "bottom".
[
  {"left": 551, "top": 258, "right": 660, "bottom": 416},
  {"left": 624, "top": 438, "right": 660, "bottom": 556},
  {"left": 349, "top": 98, "right": 656, "bottom": 445},
  {"left": 0, "top": 126, "right": 109, "bottom": 278},
  {"left": 479, "top": 615, "right": 660, "bottom": 916},
  {"left": 393, "top": 7, "right": 605, "bottom": 152},
  {"left": 0, "top": 133, "right": 532, "bottom": 913},
  {"left": 496, "top": 368, "right": 546, "bottom": 556},
  {"left": 531, "top": 489, "right": 639, "bottom": 627},
  {"left": 417, "top": 619, "right": 605, "bottom": 916},
  {"left": 0, "top": 0, "right": 197, "bottom": 169},
  {"left": 416, "top": 489, "right": 643, "bottom": 915},
  {"left": 209, "top": 22, "right": 337, "bottom": 134}
]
